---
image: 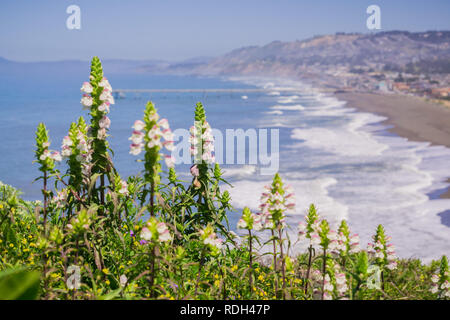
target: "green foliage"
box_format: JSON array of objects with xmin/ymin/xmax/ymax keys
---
[
  {"xmin": 0, "ymin": 267, "xmax": 41, "ymax": 300},
  {"xmin": 1, "ymin": 56, "xmax": 447, "ymax": 301}
]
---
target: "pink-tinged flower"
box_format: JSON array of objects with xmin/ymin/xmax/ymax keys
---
[
  {"xmin": 99, "ymin": 116, "xmax": 111, "ymax": 129},
  {"xmin": 147, "ymin": 139, "xmax": 162, "ymax": 149},
  {"xmin": 62, "ymin": 136, "xmax": 73, "ymax": 147},
  {"xmin": 163, "ymin": 140, "xmax": 174, "ymax": 151},
  {"xmin": 97, "ymin": 128, "xmax": 107, "ymax": 140},
  {"xmin": 283, "ymin": 184, "xmax": 294, "ymax": 194},
  {"xmin": 328, "ymin": 230, "xmax": 337, "ymax": 241},
  {"xmin": 190, "ymin": 145, "xmax": 199, "ymax": 156},
  {"xmin": 99, "ymin": 77, "xmax": 112, "ymax": 90},
  {"xmin": 130, "ymin": 143, "xmax": 143, "ymax": 156},
  {"xmin": 107, "ymin": 94, "xmax": 115, "ymax": 105},
  {"xmin": 99, "ymin": 88, "xmax": 111, "ymax": 101},
  {"xmin": 252, "ymin": 214, "xmax": 264, "ymax": 231},
  {"xmin": 77, "ymin": 139, "xmax": 88, "ymax": 152},
  {"xmin": 148, "ymin": 126, "xmax": 161, "ymax": 139},
  {"xmin": 349, "ymin": 234, "xmax": 360, "ymax": 253},
  {"xmin": 298, "ymin": 222, "xmax": 306, "ymax": 236},
  {"xmin": 272, "ymin": 192, "xmax": 283, "ymax": 202},
  {"xmin": 98, "ymin": 101, "xmax": 110, "ymax": 113},
  {"xmin": 119, "ymin": 274, "xmax": 128, "ymax": 287},
  {"xmin": 80, "ymin": 82, "xmax": 93, "ymax": 94},
  {"xmin": 162, "ymin": 129, "xmax": 174, "ymax": 142},
  {"xmin": 203, "ymin": 140, "xmax": 214, "ymax": 152},
  {"xmin": 39, "ymin": 149, "xmax": 50, "ymax": 161},
  {"xmin": 118, "ymin": 180, "xmax": 129, "ymax": 196},
  {"xmin": 157, "ymin": 223, "xmax": 172, "ymax": 242},
  {"xmin": 158, "ymin": 118, "xmax": 169, "ymax": 129},
  {"xmin": 431, "ymin": 274, "xmax": 439, "ymax": 283},
  {"xmin": 201, "ymin": 151, "xmax": 215, "ymax": 164},
  {"xmin": 237, "ymin": 219, "xmax": 247, "ymax": 229},
  {"xmin": 61, "ymin": 145, "xmax": 72, "ymax": 158},
  {"xmin": 374, "ymin": 250, "xmax": 384, "ymax": 259},
  {"xmin": 132, "ymin": 120, "xmax": 145, "ymax": 131},
  {"xmin": 386, "ymin": 244, "xmax": 395, "ymax": 253},
  {"xmin": 129, "ymin": 130, "xmax": 144, "ymax": 144},
  {"xmin": 148, "ymin": 112, "xmax": 159, "ymax": 122},
  {"xmin": 52, "ymin": 189, "xmax": 68, "ymax": 208},
  {"xmin": 190, "ymin": 164, "xmax": 199, "ymax": 177},
  {"xmin": 43, "ymin": 142, "xmax": 50, "ymax": 148},
  {"xmin": 323, "ymin": 292, "xmax": 332, "ymax": 300},
  {"xmin": 164, "ymin": 155, "xmax": 175, "ymax": 168},
  {"xmin": 386, "ymin": 261, "xmax": 397, "ymax": 270},
  {"xmin": 285, "ymin": 201, "xmax": 295, "ymax": 211},
  {"xmin": 158, "ymin": 230, "xmax": 171, "ymax": 242},
  {"xmin": 214, "ymin": 238, "xmax": 224, "ymax": 249},
  {"xmin": 310, "ymin": 233, "xmax": 321, "ymax": 246},
  {"xmin": 81, "ymin": 94, "xmax": 93, "ymax": 108},
  {"xmin": 50, "ymin": 151, "xmax": 62, "ymax": 162},
  {"xmin": 141, "ymin": 227, "xmax": 152, "ymax": 241}
]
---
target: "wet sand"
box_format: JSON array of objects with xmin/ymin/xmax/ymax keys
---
[{"xmin": 336, "ymin": 92, "xmax": 450, "ymax": 201}]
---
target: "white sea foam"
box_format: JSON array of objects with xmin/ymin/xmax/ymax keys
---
[
  {"xmin": 270, "ymin": 104, "xmax": 305, "ymax": 111},
  {"xmin": 264, "ymin": 110, "xmax": 283, "ymax": 115},
  {"xmin": 277, "ymin": 96, "xmax": 301, "ymax": 104},
  {"xmin": 224, "ymin": 76, "xmax": 450, "ymax": 261},
  {"xmin": 222, "ymin": 165, "xmax": 256, "ymax": 178},
  {"xmin": 223, "ymin": 177, "xmax": 348, "ymax": 224}
]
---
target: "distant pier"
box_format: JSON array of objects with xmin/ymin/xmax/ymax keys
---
[{"xmin": 113, "ymin": 88, "xmax": 300, "ymax": 93}]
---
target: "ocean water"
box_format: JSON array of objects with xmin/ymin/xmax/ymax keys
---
[{"xmin": 1, "ymin": 70, "xmax": 450, "ymax": 261}]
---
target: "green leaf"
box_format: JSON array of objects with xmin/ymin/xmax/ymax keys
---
[
  {"xmin": 0, "ymin": 268, "xmax": 41, "ymax": 300},
  {"xmin": 97, "ymin": 288, "xmax": 122, "ymax": 300}
]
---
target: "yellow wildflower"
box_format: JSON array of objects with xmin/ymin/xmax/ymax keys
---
[{"xmin": 102, "ymin": 268, "xmax": 109, "ymax": 275}]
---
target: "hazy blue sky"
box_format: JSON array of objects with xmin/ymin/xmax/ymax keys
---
[{"xmin": 1, "ymin": 0, "xmax": 449, "ymax": 62}]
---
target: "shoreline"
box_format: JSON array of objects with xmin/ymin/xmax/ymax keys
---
[{"xmin": 335, "ymin": 91, "xmax": 450, "ymax": 201}]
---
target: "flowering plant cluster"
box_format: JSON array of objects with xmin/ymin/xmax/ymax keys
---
[
  {"xmin": 430, "ymin": 256, "xmax": 450, "ymax": 298},
  {"xmin": 0, "ymin": 57, "xmax": 448, "ymax": 301}
]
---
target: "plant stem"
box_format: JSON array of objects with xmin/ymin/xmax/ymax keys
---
[
  {"xmin": 149, "ymin": 244, "xmax": 156, "ymax": 297},
  {"xmin": 304, "ymin": 245, "xmax": 313, "ymax": 295},
  {"xmin": 43, "ymin": 170, "xmax": 48, "ymax": 234},
  {"xmin": 248, "ymin": 229, "xmax": 253, "ymax": 292},
  {"xmin": 194, "ymin": 247, "xmax": 206, "ymax": 297},
  {"xmin": 100, "ymin": 175, "xmax": 105, "ymax": 205},
  {"xmin": 278, "ymin": 228, "xmax": 286, "ymax": 299},
  {"xmin": 150, "ymin": 182, "xmax": 155, "ymax": 217},
  {"xmin": 271, "ymin": 229, "xmax": 278, "ymax": 297},
  {"xmin": 321, "ymin": 247, "xmax": 327, "ymax": 300}
]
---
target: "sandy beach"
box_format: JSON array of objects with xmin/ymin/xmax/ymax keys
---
[{"xmin": 336, "ymin": 92, "xmax": 450, "ymax": 200}]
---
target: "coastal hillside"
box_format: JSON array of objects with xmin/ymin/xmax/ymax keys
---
[{"xmin": 182, "ymin": 31, "xmax": 450, "ymax": 77}]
